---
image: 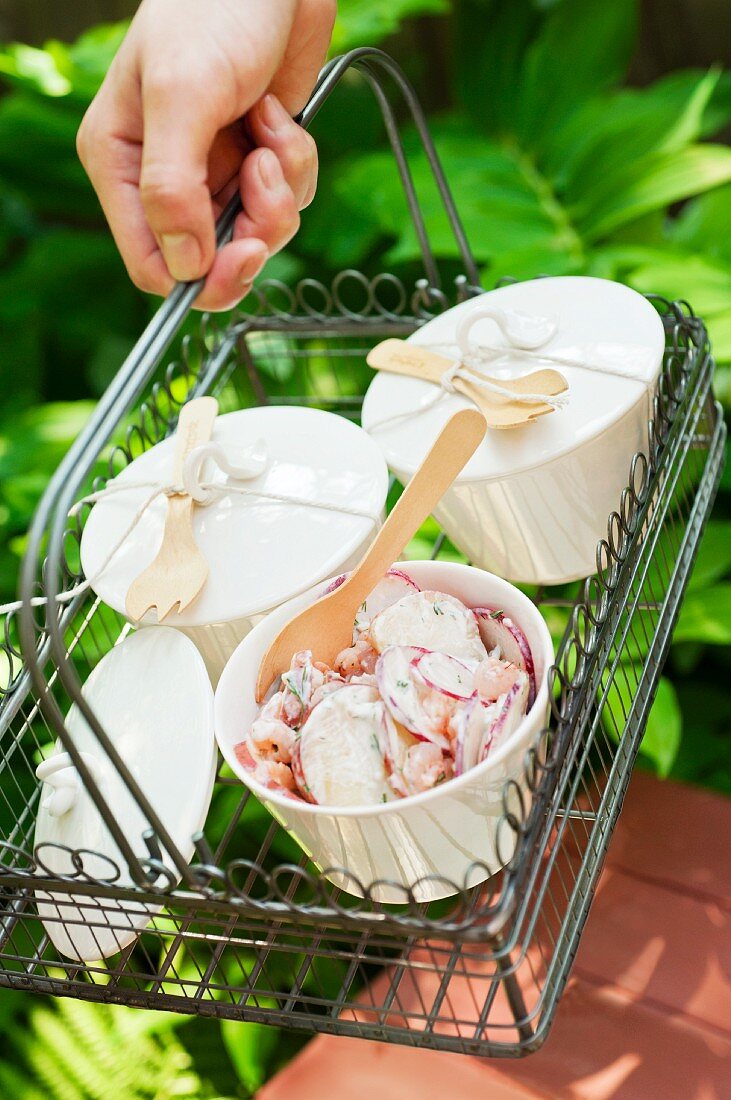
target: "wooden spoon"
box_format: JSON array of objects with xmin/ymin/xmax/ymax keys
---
[
  {"xmin": 255, "ymin": 407, "xmax": 487, "ymax": 701},
  {"xmin": 367, "ymin": 338, "xmax": 568, "ymax": 428}
]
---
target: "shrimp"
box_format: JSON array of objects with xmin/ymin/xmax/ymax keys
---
[
  {"xmin": 475, "ymin": 656, "xmax": 521, "ymax": 703},
  {"xmin": 402, "ymin": 743, "xmax": 453, "ymax": 795},
  {"xmin": 335, "ymin": 638, "xmax": 378, "ymax": 678},
  {"xmin": 249, "ymin": 716, "xmax": 296, "ymax": 764},
  {"xmin": 234, "ymin": 738, "xmax": 297, "ymax": 791},
  {"xmin": 421, "ymin": 688, "xmax": 458, "ymax": 741},
  {"xmin": 280, "ymin": 650, "xmax": 325, "ymax": 727}
]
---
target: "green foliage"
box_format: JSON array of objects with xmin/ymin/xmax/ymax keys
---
[
  {"xmin": 0, "ymin": 0, "xmax": 730, "ymax": 1094},
  {"xmin": 0, "ymin": 993, "xmax": 238, "ymax": 1099}
]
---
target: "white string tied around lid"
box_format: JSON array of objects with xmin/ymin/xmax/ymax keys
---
[
  {"xmin": 366, "ymin": 306, "xmax": 570, "ymax": 434},
  {"xmin": 0, "ymin": 440, "xmax": 382, "ymax": 617},
  {"xmin": 366, "ymin": 304, "xmax": 657, "ymax": 435}
]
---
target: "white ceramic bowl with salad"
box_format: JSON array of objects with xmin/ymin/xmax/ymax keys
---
[{"xmin": 214, "ymin": 560, "xmax": 553, "ymax": 902}]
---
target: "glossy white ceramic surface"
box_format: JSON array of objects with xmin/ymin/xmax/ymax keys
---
[
  {"xmin": 34, "ymin": 628, "xmax": 216, "ymax": 961},
  {"xmin": 81, "ymin": 406, "xmax": 389, "ymax": 680},
  {"xmin": 362, "ymin": 277, "xmax": 665, "ymax": 584},
  {"xmin": 214, "ymin": 561, "xmax": 554, "ymax": 903}
]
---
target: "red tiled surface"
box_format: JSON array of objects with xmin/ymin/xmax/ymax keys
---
[{"xmin": 260, "ymin": 773, "xmax": 731, "ymax": 1100}]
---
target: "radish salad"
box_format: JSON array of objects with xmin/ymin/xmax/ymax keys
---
[{"xmin": 235, "ymin": 569, "xmax": 536, "ymax": 807}]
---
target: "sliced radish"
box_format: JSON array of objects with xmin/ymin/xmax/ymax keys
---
[
  {"xmin": 322, "ymin": 573, "xmax": 347, "ymax": 595},
  {"xmin": 290, "ymin": 738, "xmax": 317, "ymax": 803},
  {"xmin": 353, "ymin": 568, "xmax": 420, "ymax": 638},
  {"xmin": 297, "ymin": 685, "xmax": 391, "ymax": 807},
  {"xmin": 381, "ymin": 709, "xmax": 418, "ymax": 796},
  {"xmin": 489, "ymin": 674, "xmax": 530, "ymax": 753},
  {"xmin": 454, "ymin": 697, "xmax": 499, "ymax": 776},
  {"xmin": 367, "ymin": 590, "xmax": 486, "ymax": 663},
  {"xmin": 375, "ymin": 646, "xmax": 450, "ymax": 750},
  {"xmin": 474, "ymin": 607, "xmax": 536, "ymax": 706},
  {"xmin": 413, "ymin": 650, "xmax": 476, "ymax": 701}
]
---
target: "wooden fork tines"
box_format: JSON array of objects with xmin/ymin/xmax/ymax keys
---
[{"xmin": 125, "ymin": 397, "xmax": 218, "ymax": 622}]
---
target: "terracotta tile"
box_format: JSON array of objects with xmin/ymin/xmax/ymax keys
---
[
  {"xmin": 576, "ymin": 868, "xmax": 730, "ymax": 1033},
  {"xmin": 606, "ymin": 772, "xmax": 731, "ymax": 903},
  {"xmin": 503, "ymin": 978, "xmax": 731, "ymax": 1100},
  {"xmin": 261, "ymin": 775, "xmax": 731, "ymax": 1099},
  {"xmin": 259, "ymin": 1034, "xmax": 541, "ymax": 1100}
]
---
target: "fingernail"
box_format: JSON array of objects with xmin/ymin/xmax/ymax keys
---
[
  {"xmin": 260, "ymin": 93, "xmax": 290, "ymax": 132},
  {"xmin": 240, "ymin": 246, "xmax": 268, "ymax": 286},
  {"xmin": 258, "ymin": 148, "xmax": 285, "ymax": 191},
  {"xmin": 160, "ymin": 233, "xmax": 200, "ymax": 281}
]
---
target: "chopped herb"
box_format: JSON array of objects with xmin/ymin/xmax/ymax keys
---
[
  {"xmin": 303, "ymin": 784, "xmax": 311, "ymax": 793},
  {"xmin": 490, "ymin": 609, "xmax": 505, "ymax": 620},
  {"xmin": 396, "ymin": 679, "xmax": 408, "ymax": 689},
  {"xmin": 435, "ymin": 771, "xmax": 447, "ymax": 785},
  {"xmin": 433, "ymin": 603, "xmax": 444, "ymax": 615},
  {"xmin": 382, "ymin": 793, "xmax": 388, "ymax": 803},
  {"xmin": 370, "ymin": 732, "xmax": 380, "ymax": 753}
]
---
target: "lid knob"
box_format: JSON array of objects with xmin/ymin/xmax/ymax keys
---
[{"xmin": 36, "ymin": 752, "xmax": 100, "ymax": 818}]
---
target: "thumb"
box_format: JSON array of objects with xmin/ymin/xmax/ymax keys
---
[{"xmin": 139, "ymin": 75, "xmax": 221, "ymax": 281}]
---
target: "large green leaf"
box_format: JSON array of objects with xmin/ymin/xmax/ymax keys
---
[
  {"xmin": 221, "ymin": 1014, "xmax": 281, "ymax": 1096},
  {"xmin": 331, "ymin": 0, "xmax": 448, "ymax": 53},
  {"xmin": 514, "ymin": 0, "xmax": 637, "ymax": 152},
  {"xmin": 453, "ymin": 0, "xmax": 540, "ymax": 133},
  {"xmin": 626, "ymin": 254, "xmax": 731, "ymax": 316},
  {"xmin": 552, "ymin": 69, "xmax": 724, "ymax": 201},
  {"xmin": 640, "ymin": 677, "xmax": 683, "ymax": 778},
  {"xmin": 329, "ymin": 121, "xmax": 583, "ymax": 267},
  {"xmin": 671, "ymin": 183, "xmax": 731, "ymax": 264},
  {"xmin": 674, "ymin": 585, "xmax": 731, "ymax": 646},
  {"xmin": 0, "ymin": 22, "xmax": 127, "ymax": 102},
  {"xmin": 575, "ymin": 143, "xmax": 731, "ymax": 241}
]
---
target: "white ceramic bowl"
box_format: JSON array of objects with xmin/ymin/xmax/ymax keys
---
[
  {"xmin": 81, "ymin": 406, "xmax": 389, "ymax": 683},
  {"xmin": 362, "ymin": 277, "xmax": 665, "ymax": 584},
  {"xmin": 214, "ymin": 560, "xmax": 554, "ymax": 903}
]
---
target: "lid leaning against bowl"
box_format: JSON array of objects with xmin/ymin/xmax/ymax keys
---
[
  {"xmin": 34, "ymin": 627, "xmax": 216, "ymax": 961},
  {"xmin": 361, "ymin": 276, "xmax": 666, "ymax": 481},
  {"xmin": 81, "ymin": 406, "xmax": 389, "ymax": 625}
]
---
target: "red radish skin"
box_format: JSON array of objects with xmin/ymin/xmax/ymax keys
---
[
  {"xmin": 376, "ymin": 646, "xmax": 450, "ymax": 750},
  {"xmin": 290, "ymin": 739, "xmax": 317, "ymax": 804},
  {"xmin": 454, "ymin": 697, "xmax": 499, "ymax": 776},
  {"xmin": 412, "ymin": 650, "xmax": 476, "ymax": 701},
  {"xmin": 486, "ymin": 675, "xmax": 530, "ymax": 757},
  {"xmin": 474, "ymin": 607, "xmax": 536, "ymax": 707}
]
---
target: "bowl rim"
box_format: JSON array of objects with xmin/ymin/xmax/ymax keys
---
[{"xmin": 214, "ymin": 560, "xmax": 554, "ymax": 818}]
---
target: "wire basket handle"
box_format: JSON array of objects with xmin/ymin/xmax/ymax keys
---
[{"xmin": 18, "ymin": 49, "xmax": 477, "ymax": 888}]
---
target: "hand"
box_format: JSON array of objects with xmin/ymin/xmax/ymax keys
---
[{"xmin": 77, "ymin": 0, "xmax": 335, "ymax": 310}]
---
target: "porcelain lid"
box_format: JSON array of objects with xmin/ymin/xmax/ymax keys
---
[
  {"xmin": 361, "ymin": 276, "xmax": 665, "ymax": 481},
  {"xmin": 81, "ymin": 405, "xmax": 389, "ymax": 625},
  {"xmin": 34, "ymin": 627, "xmax": 216, "ymax": 960}
]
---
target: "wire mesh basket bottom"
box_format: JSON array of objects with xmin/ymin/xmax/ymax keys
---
[{"xmin": 0, "ymin": 274, "xmax": 725, "ymax": 1057}]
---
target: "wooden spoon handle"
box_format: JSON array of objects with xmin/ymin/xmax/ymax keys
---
[
  {"xmin": 342, "ymin": 407, "xmax": 486, "ymax": 610},
  {"xmin": 172, "ymin": 397, "xmax": 219, "ymax": 486}
]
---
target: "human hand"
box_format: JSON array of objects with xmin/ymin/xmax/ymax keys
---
[{"xmin": 77, "ymin": 0, "xmax": 335, "ymax": 309}]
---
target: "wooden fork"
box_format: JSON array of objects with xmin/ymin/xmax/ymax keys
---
[
  {"xmin": 255, "ymin": 407, "xmax": 487, "ymax": 701},
  {"xmin": 125, "ymin": 397, "xmax": 218, "ymax": 622}
]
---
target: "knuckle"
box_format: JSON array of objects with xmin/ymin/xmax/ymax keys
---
[
  {"xmin": 142, "ymin": 65, "xmax": 182, "ymax": 102},
  {"xmin": 139, "ymin": 166, "xmax": 187, "ymax": 215}
]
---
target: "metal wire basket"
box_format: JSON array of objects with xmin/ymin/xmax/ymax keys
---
[{"xmin": 0, "ymin": 49, "xmax": 726, "ymax": 1057}]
